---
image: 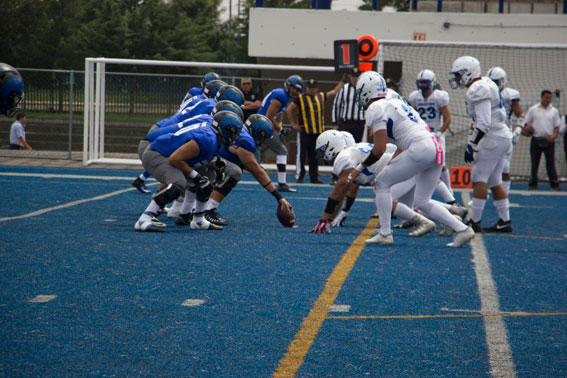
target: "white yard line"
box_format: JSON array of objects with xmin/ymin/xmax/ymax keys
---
[{"xmin": 462, "ymin": 191, "xmax": 516, "ymax": 378}]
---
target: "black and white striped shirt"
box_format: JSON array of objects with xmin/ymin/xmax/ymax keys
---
[{"xmin": 332, "ymin": 83, "xmax": 365, "ymax": 123}]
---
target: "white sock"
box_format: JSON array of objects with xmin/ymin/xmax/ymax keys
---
[
  {"xmin": 194, "ymin": 200, "xmax": 208, "ymax": 214},
  {"xmin": 181, "ymin": 191, "xmax": 196, "ymax": 214},
  {"xmin": 393, "ymin": 202, "xmax": 418, "ymax": 221},
  {"xmin": 441, "ymin": 169, "xmax": 453, "ymax": 194},
  {"xmin": 144, "ymin": 200, "xmax": 161, "ymax": 216},
  {"xmin": 277, "ymin": 155, "xmax": 287, "ymax": 184},
  {"xmin": 205, "ymin": 199, "xmax": 220, "ymax": 211},
  {"xmin": 502, "ymin": 180, "xmax": 511, "ymax": 195},
  {"xmin": 471, "ymin": 197, "xmax": 486, "ymax": 223},
  {"xmin": 376, "ymin": 187, "xmax": 393, "ymax": 235},
  {"xmin": 493, "ymin": 198, "xmax": 510, "ymax": 222},
  {"xmin": 419, "ymin": 199, "xmax": 467, "ymax": 232},
  {"xmin": 435, "ymin": 181, "xmax": 455, "ymax": 203}
]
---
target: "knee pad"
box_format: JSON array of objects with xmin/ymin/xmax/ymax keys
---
[
  {"xmin": 152, "ymin": 183, "xmax": 183, "ymax": 208},
  {"xmin": 216, "ymin": 177, "xmax": 239, "ymax": 196},
  {"xmin": 196, "ymin": 182, "xmax": 213, "ymax": 203}
]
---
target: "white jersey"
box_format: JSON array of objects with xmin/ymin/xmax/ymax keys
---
[
  {"xmin": 500, "ymin": 87, "xmax": 521, "ymax": 128},
  {"xmin": 333, "ymin": 143, "xmax": 397, "ymax": 186},
  {"xmin": 465, "ymin": 77, "xmax": 511, "ymax": 139},
  {"xmin": 365, "ymin": 97, "xmax": 432, "ymax": 150},
  {"xmin": 407, "ymin": 89, "xmax": 450, "ymax": 132}
]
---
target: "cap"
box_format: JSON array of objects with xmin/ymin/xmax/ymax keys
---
[
  {"xmin": 307, "ymin": 79, "xmax": 318, "ymax": 87},
  {"xmin": 350, "ymin": 67, "xmax": 361, "ymax": 77}
]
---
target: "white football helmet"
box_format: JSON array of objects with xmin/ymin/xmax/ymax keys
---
[
  {"xmin": 416, "ymin": 69, "xmax": 437, "ymax": 92},
  {"xmin": 355, "ymin": 71, "xmax": 387, "ymax": 108},
  {"xmin": 316, "ymin": 130, "xmax": 346, "ymax": 163},
  {"xmin": 487, "ymin": 66, "xmax": 507, "ymax": 90},
  {"xmin": 448, "ymin": 56, "xmax": 481, "ymax": 89},
  {"xmin": 340, "ymin": 131, "xmax": 356, "ymax": 147}
]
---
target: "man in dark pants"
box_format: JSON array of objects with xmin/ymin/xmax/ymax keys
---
[
  {"xmin": 286, "ymin": 78, "xmax": 344, "ymax": 184},
  {"xmin": 332, "ymin": 68, "xmax": 366, "ymax": 143},
  {"xmin": 524, "ymin": 90, "xmax": 561, "ymax": 191}
]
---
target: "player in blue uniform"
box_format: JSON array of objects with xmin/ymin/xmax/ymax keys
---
[
  {"xmin": 257, "ymin": 75, "xmax": 304, "ymax": 193},
  {"xmin": 177, "ymin": 114, "xmax": 292, "ymax": 226},
  {"xmin": 0, "ymin": 63, "xmax": 24, "ymax": 118},
  {"xmin": 179, "ymin": 72, "xmax": 221, "ymax": 107},
  {"xmin": 134, "ymin": 110, "xmax": 243, "ymax": 232}
]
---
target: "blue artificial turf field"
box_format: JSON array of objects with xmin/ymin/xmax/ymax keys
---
[{"xmin": 0, "ymin": 165, "xmax": 566, "ymax": 377}]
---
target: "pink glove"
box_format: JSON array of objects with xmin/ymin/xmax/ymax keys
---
[{"xmin": 309, "ymin": 219, "xmax": 332, "ymax": 233}]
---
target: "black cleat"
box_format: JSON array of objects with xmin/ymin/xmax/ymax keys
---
[
  {"xmin": 483, "ymin": 219, "xmax": 512, "ymax": 233},
  {"xmin": 278, "ymin": 183, "xmax": 297, "ymax": 193},
  {"xmin": 205, "ymin": 209, "xmax": 228, "ymax": 226},
  {"xmin": 175, "ymin": 213, "xmax": 193, "ymax": 226},
  {"xmin": 468, "ymin": 219, "xmax": 482, "ymax": 233},
  {"xmin": 132, "ymin": 177, "xmax": 151, "ymax": 193}
]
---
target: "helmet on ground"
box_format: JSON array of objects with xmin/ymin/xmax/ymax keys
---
[
  {"xmin": 340, "ymin": 131, "xmax": 356, "ymax": 147},
  {"xmin": 245, "ymin": 114, "xmax": 273, "ymax": 145},
  {"xmin": 355, "ymin": 71, "xmax": 387, "ymax": 108},
  {"xmin": 201, "ymin": 72, "xmax": 221, "ymax": 89},
  {"xmin": 487, "ymin": 66, "xmax": 507, "ymax": 90},
  {"xmin": 211, "ymin": 110, "xmax": 243, "ymax": 147},
  {"xmin": 215, "ymin": 85, "xmax": 245, "ymax": 107},
  {"xmin": 449, "ymin": 56, "xmax": 481, "ymax": 89},
  {"xmin": 212, "ymin": 100, "xmax": 244, "ymax": 121},
  {"xmin": 284, "ymin": 75, "xmax": 304, "ymax": 94},
  {"xmin": 203, "ymin": 80, "xmax": 226, "ymax": 99},
  {"xmin": 416, "ymin": 69, "xmax": 437, "ymax": 92},
  {"xmin": 0, "ymin": 63, "xmax": 24, "ymax": 118},
  {"xmin": 316, "ymin": 130, "xmax": 346, "ymax": 164}
]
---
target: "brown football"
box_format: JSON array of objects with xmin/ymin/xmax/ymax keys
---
[
  {"xmin": 277, "ymin": 204, "xmax": 295, "ymax": 228},
  {"xmin": 522, "ymin": 125, "xmax": 534, "ymax": 136}
]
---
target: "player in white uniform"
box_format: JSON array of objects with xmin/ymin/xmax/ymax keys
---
[
  {"xmin": 408, "ymin": 69, "xmax": 453, "ymax": 193},
  {"xmin": 349, "ymin": 71, "xmax": 473, "ymax": 247},
  {"xmin": 487, "ymin": 67, "xmax": 525, "ymax": 196},
  {"xmin": 449, "ymin": 56, "xmax": 513, "ymax": 233},
  {"xmin": 309, "ymin": 130, "xmax": 436, "ymax": 237}
]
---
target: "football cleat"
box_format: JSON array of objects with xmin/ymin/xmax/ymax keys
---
[
  {"xmin": 449, "ymin": 203, "xmax": 468, "ymax": 219},
  {"xmin": 439, "ymin": 215, "xmax": 462, "ymax": 237},
  {"xmin": 278, "ymin": 183, "xmax": 297, "ymax": 193},
  {"xmin": 175, "ymin": 213, "xmax": 193, "ymax": 226},
  {"xmin": 135, "ymin": 214, "xmax": 165, "ymax": 232},
  {"xmin": 483, "ymin": 219, "xmax": 512, "ymax": 233},
  {"xmin": 408, "ymin": 215, "xmax": 436, "ymax": 237},
  {"xmin": 468, "ymin": 219, "xmax": 482, "ymax": 233},
  {"xmin": 166, "ymin": 200, "xmax": 183, "ymax": 218},
  {"xmin": 393, "ymin": 219, "xmax": 413, "ymax": 229},
  {"xmin": 190, "ymin": 215, "xmax": 223, "ymax": 230},
  {"xmin": 132, "ymin": 177, "xmax": 151, "ymax": 194},
  {"xmin": 205, "ymin": 209, "xmax": 228, "ymax": 226},
  {"xmin": 447, "ymin": 226, "xmax": 475, "ymax": 248},
  {"xmin": 365, "ymin": 232, "xmax": 394, "ymax": 245}
]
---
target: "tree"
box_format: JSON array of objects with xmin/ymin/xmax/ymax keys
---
[{"xmin": 359, "ymin": 0, "xmax": 409, "ymax": 11}]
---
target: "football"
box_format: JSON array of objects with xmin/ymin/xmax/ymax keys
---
[
  {"xmin": 277, "ymin": 204, "xmax": 295, "ymax": 228},
  {"xmin": 522, "ymin": 125, "xmax": 534, "ymax": 136}
]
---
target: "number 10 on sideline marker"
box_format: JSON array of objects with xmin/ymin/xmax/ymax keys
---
[{"xmin": 450, "ymin": 166, "xmax": 472, "ymax": 188}]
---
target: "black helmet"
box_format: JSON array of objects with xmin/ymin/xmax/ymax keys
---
[
  {"xmin": 284, "ymin": 75, "xmax": 304, "ymax": 94},
  {"xmin": 215, "ymin": 85, "xmax": 245, "ymax": 107},
  {"xmin": 245, "ymin": 114, "xmax": 273, "ymax": 145},
  {"xmin": 203, "ymin": 80, "xmax": 226, "ymax": 99},
  {"xmin": 212, "ymin": 110, "xmax": 244, "ymax": 147},
  {"xmin": 212, "ymin": 100, "xmax": 244, "ymax": 121},
  {"xmin": 0, "ymin": 63, "xmax": 24, "ymax": 117},
  {"xmin": 201, "ymin": 72, "xmax": 221, "ymax": 89}
]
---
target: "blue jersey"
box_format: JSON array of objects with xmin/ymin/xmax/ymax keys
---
[
  {"xmin": 179, "ymin": 88, "xmax": 205, "ymax": 111},
  {"xmin": 218, "ymin": 128, "xmax": 256, "ymax": 167},
  {"xmin": 147, "ymin": 114, "xmax": 213, "ymax": 142},
  {"xmin": 150, "ymin": 121, "xmax": 219, "ymax": 169},
  {"xmin": 156, "ymin": 97, "xmax": 215, "ymax": 128},
  {"xmin": 258, "ymin": 88, "xmax": 290, "ymax": 118}
]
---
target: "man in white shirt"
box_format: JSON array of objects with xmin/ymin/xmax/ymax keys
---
[
  {"xmin": 524, "ymin": 90, "xmax": 561, "ymax": 191},
  {"xmin": 9, "ymin": 112, "xmax": 32, "ymax": 150}
]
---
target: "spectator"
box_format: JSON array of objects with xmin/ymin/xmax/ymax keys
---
[
  {"xmin": 9, "ymin": 112, "xmax": 32, "ymax": 150},
  {"xmin": 332, "ymin": 67, "xmax": 366, "ymax": 143},
  {"xmin": 286, "ymin": 77, "xmax": 344, "ymax": 184},
  {"xmin": 524, "ymin": 90, "xmax": 561, "ymax": 191},
  {"xmin": 240, "ymin": 77, "xmax": 262, "ymax": 120}
]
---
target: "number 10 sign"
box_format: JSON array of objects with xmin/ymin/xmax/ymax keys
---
[{"xmin": 333, "ymin": 40, "xmax": 359, "ymax": 73}]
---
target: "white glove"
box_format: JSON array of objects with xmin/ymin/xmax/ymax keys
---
[
  {"xmin": 512, "ymin": 127, "xmax": 522, "ymax": 145},
  {"xmin": 433, "ymin": 130, "xmax": 444, "ymax": 140},
  {"xmin": 332, "ymin": 210, "xmax": 349, "ymax": 227}
]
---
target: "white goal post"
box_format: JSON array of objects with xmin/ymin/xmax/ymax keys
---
[{"xmin": 83, "ymin": 57, "xmax": 335, "ymax": 166}]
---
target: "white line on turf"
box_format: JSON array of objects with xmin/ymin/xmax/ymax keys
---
[
  {"xmin": 28, "ymin": 295, "xmax": 57, "ymax": 303},
  {"xmin": 181, "ymin": 299, "xmax": 205, "ymax": 307},
  {"xmin": 462, "ymin": 191, "xmax": 516, "ymax": 378}
]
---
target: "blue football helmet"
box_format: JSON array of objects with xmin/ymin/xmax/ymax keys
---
[
  {"xmin": 215, "ymin": 85, "xmax": 245, "ymax": 107},
  {"xmin": 284, "ymin": 75, "xmax": 304, "ymax": 95},
  {"xmin": 212, "ymin": 100, "xmax": 244, "ymax": 121},
  {"xmin": 211, "ymin": 110, "xmax": 243, "ymax": 147},
  {"xmin": 201, "ymin": 72, "xmax": 221, "ymax": 89},
  {"xmin": 245, "ymin": 114, "xmax": 273, "ymax": 145},
  {"xmin": 0, "ymin": 63, "xmax": 24, "ymax": 117},
  {"xmin": 203, "ymin": 80, "xmax": 226, "ymax": 99}
]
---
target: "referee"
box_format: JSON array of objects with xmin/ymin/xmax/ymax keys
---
[{"xmin": 331, "ymin": 67, "xmax": 366, "ymax": 142}]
